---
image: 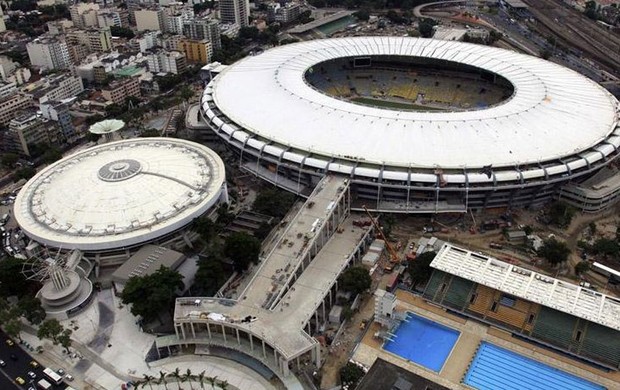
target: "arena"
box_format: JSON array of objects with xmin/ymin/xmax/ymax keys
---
[
  {"xmin": 201, "ymin": 37, "xmax": 620, "ymax": 213},
  {"xmin": 14, "ymin": 138, "xmax": 228, "ymax": 264}
]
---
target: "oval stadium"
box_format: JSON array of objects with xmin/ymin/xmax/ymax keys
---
[
  {"xmin": 200, "ymin": 37, "xmax": 620, "ymax": 213},
  {"xmin": 14, "ymin": 138, "xmax": 228, "ymax": 262}
]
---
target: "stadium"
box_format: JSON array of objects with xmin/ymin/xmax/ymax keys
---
[
  {"xmin": 14, "ymin": 138, "xmax": 228, "ymax": 265},
  {"xmin": 200, "ymin": 37, "xmax": 620, "ymax": 213}
]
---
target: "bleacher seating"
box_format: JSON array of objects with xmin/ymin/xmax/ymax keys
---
[
  {"xmin": 579, "ymin": 323, "xmax": 620, "ymax": 367},
  {"xmin": 441, "ymin": 277, "xmax": 475, "ymax": 310},
  {"xmin": 422, "ymin": 270, "xmax": 447, "ymax": 301},
  {"xmin": 467, "ymin": 285, "xmax": 495, "ymax": 316},
  {"xmin": 531, "ymin": 307, "xmax": 580, "ymax": 351}
]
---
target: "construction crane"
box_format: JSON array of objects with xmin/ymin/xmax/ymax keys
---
[{"xmin": 362, "ymin": 205, "xmax": 400, "ymax": 263}]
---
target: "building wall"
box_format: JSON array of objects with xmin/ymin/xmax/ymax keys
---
[
  {"xmin": 179, "ymin": 39, "xmax": 211, "ymax": 64},
  {"xmin": 219, "ymin": 0, "xmax": 250, "ymax": 27},
  {"xmin": 0, "ymin": 94, "xmax": 32, "ymax": 127},
  {"xmin": 27, "ymin": 39, "xmax": 72, "ymax": 71},
  {"xmin": 135, "ymin": 9, "xmax": 165, "ymax": 32}
]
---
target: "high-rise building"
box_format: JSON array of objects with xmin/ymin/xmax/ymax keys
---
[
  {"xmin": 26, "ymin": 74, "xmax": 84, "ymax": 104},
  {"xmin": 178, "ymin": 39, "xmax": 212, "ymax": 64},
  {"xmin": 219, "ymin": 0, "xmax": 250, "ymax": 28},
  {"xmin": 97, "ymin": 10, "xmax": 123, "ymax": 28},
  {"xmin": 101, "ymin": 77, "xmax": 141, "ymax": 104},
  {"xmin": 0, "ymin": 94, "xmax": 32, "ymax": 126},
  {"xmin": 135, "ymin": 9, "xmax": 165, "ymax": 32},
  {"xmin": 26, "ymin": 38, "xmax": 72, "ymax": 71},
  {"xmin": 0, "ymin": 81, "xmax": 17, "ymax": 100},
  {"xmin": 147, "ymin": 50, "xmax": 187, "ymax": 74},
  {"xmin": 40, "ymin": 101, "xmax": 76, "ymax": 141},
  {"xmin": 0, "ymin": 6, "xmax": 7, "ymax": 33},
  {"xmin": 135, "ymin": 31, "xmax": 160, "ymax": 53},
  {"xmin": 66, "ymin": 28, "xmax": 113, "ymax": 54},
  {"xmin": 182, "ymin": 18, "xmax": 221, "ymax": 51},
  {"xmin": 6, "ymin": 113, "xmax": 56, "ymax": 156},
  {"xmin": 70, "ymin": 3, "xmax": 101, "ymax": 28}
]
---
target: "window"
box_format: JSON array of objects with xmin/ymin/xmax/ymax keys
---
[
  {"xmin": 469, "ymin": 293, "xmax": 477, "ymax": 304},
  {"xmin": 575, "ymin": 330, "xmax": 582, "ymax": 342},
  {"xmin": 527, "ymin": 314, "xmax": 535, "ymax": 324},
  {"xmin": 439, "ymin": 283, "xmax": 447, "ymax": 293},
  {"xmin": 491, "ymin": 302, "xmax": 498, "ymax": 312}
]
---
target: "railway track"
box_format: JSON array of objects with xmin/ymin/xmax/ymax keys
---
[{"xmin": 523, "ymin": 0, "xmax": 620, "ymax": 75}]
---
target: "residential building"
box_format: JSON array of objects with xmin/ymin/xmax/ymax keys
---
[
  {"xmin": 136, "ymin": 31, "xmax": 161, "ymax": 52},
  {"xmin": 24, "ymin": 74, "xmax": 84, "ymax": 104},
  {"xmin": 6, "ymin": 113, "xmax": 55, "ymax": 156},
  {"xmin": 178, "ymin": 39, "xmax": 212, "ymax": 64},
  {"xmin": 0, "ymin": 57, "xmax": 17, "ymax": 81},
  {"xmin": 97, "ymin": 10, "xmax": 123, "ymax": 28},
  {"xmin": 102, "ymin": 76, "xmax": 141, "ymax": 104},
  {"xmin": 0, "ymin": 81, "xmax": 17, "ymax": 100},
  {"xmin": 0, "ymin": 94, "xmax": 32, "ymax": 126},
  {"xmin": 0, "ymin": 6, "xmax": 6, "ymax": 33},
  {"xmin": 135, "ymin": 8, "xmax": 165, "ymax": 32},
  {"xmin": 147, "ymin": 50, "xmax": 186, "ymax": 74},
  {"xmin": 47, "ymin": 20, "xmax": 73, "ymax": 35},
  {"xmin": 273, "ymin": 3, "xmax": 302, "ymax": 24},
  {"xmin": 40, "ymin": 100, "xmax": 76, "ymax": 141},
  {"xmin": 26, "ymin": 37, "xmax": 72, "ymax": 71},
  {"xmin": 160, "ymin": 34, "xmax": 184, "ymax": 51},
  {"xmin": 7, "ymin": 68, "xmax": 32, "ymax": 86},
  {"xmin": 219, "ymin": 0, "xmax": 250, "ymax": 28},
  {"xmin": 182, "ymin": 18, "xmax": 221, "ymax": 51},
  {"xmin": 70, "ymin": 3, "xmax": 101, "ymax": 28},
  {"xmin": 66, "ymin": 28, "xmax": 113, "ymax": 54}
]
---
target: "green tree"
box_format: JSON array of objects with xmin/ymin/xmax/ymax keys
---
[
  {"xmin": 588, "ymin": 222, "xmax": 597, "ymax": 236},
  {"xmin": 110, "ymin": 26, "xmax": 135, "ymax": 39},
  {"xmin": 339, "ymin": 266, "xmax": 371, "ymax": 295},
  {"xmin": 37, "ymin": 318, "xmax": 64, "ymax": 343},
  {"xmin": 252, "ymin": 188, "xmax": 295, "ymax": 219},
  {"xmin": 179, "ymin": 86, "xmax": 194, "ymax": 103},
  {"xmin": 339, "ymin": 362, "xmax": 365, "ymax": 388},
  {"xmin": 0, "ymin": 257, "xmax": 33, "ymax": 297},
  {"xmin": 183, "ymin": 368, "xmax": 194, "ymax": 390},
  {"xmin": 167, "ymin": 368, "xmax": 182, "ymax": 390},
  {"xmin": 140, "ymin": 128, "xmax": 161, "ymax": 137},
  {"xmin": 548, "ymin": 202, "xmax": 575, "ymax": 228},
  {"xmin": 195, "ymin": 370, "xmax": 206, "ymax": 390},
  {"xmin": 158, "ymin": 370, "xmax": 169, "ymax": 390},
  {"xmin": 120, "ymin": 266, "xmax": 184, "ymax": 323},
  {"xmin": 1, "ymin": 152, "xmax": 19, "ymax": 168},
  {"xmin": 418, "ymin": 18, "xmax": 437, "ymax": 38},
  {"xmin": 408, "ymin": 251, "xmax": 436, "ymax": 287},
  {"xmin": 538, "ymin": 238, "xmax": 571, "ymax": 265},
  {"xmin": 17, "ymin": 296, "xmax": 46, "ymax": 325},
  {"xmin": 591, "ymin": 238, "xmax": 620, "ymax": 258},
  {"xmin": 206, "ymin": 375, "xmax": 218, "ymax": 390},
  {"xmin": 575, "ymin": 261, "xmax": 591, "ymax": 275},
  {"xmin": 57, "ymin": 328, "xmax": 72, "ymax": 353},
  {"xmin": 354, "ymin": 9, "xmax": 370, "ymax": 22},
  {"xmin": 14, "ymin": 166, "xmax": 36, "ymax": 182},
  {"xmin": 42, "ymin": 146, "xmax": 62, "ymax": 164},
  {"xmin": 193, "ymin": 257, "xmax": 227, "ymax": 296},
  {"xmin": 193, "ymin": 217, "xmax": 217, "ymax": 242},
  {"xmin": 224, "ymin": 232, "xmax": 261, "ymax": 272}
]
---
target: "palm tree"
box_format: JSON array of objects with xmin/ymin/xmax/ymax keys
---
[
  {"xmin": 167, "ymin": 368, "xmax": 182, "ymax": 390},
  {"xmin": 140, "ymin": 374, "xmax": 155, "ymax": 390},
  {"xmin": 184, "ymin": 368, "xmax": 195, "ymax": 390},
  {"xmin": 206, "ymin": 376, "xmax": 217, "ymax": 390},
  {"xmin": 196, "ymin": 371, "xmax": 206, "ymax": 390},
  {"xmin": 141, "ymin": 374, "xmax": 155, "ymax": 390},
  {"xmin": 219, "ymin": 379, "xmax": 229, "ymax": 390},
  {"xmin": 158, "ymin": 370, "xmax": 169, "ymax": 390}
]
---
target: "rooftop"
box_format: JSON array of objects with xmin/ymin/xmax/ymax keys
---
[
  {"xmin": 431, "ymin": 244, "xmax": 620, "ymax": 331},
  {"xmin": 14, "ymin": 138, "xmax": 226, "ymax": 251},
  {"xmin": 112, "ymin": 245, "xmax": 185, "ymax": 283}
]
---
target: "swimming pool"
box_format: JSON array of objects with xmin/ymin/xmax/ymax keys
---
[
  {"xmin": 463, "ymin": 342, "xmax": 605, "ymax": 390},
  {"xmin": 383, "ymin": 312, "xmax": 460, "ymax": 372}
]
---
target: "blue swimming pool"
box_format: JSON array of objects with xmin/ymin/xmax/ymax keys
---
[
  {"xmin": 383, "ymin": 312, "xmax": 460, "ymax": 372},
  {"xmin": 463, "ymin": 342, "xmax": 605, "ymax": 390}
]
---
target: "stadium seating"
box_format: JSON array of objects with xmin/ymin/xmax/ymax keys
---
[
  {"xmin": 531, "ymin": 307, "xmax": 579, "ymax": 351},
  {"xmin": 441, "ymin": 277, "xmax": 475, "ymax": 310},
  {"xmin": 422, "ymin": 270, "xmax": 447, "ymax": 301},
  {"xmin": 579, "ymin": 323, "xmax": 620, "ymax": 367},
  {"xmin": 467, "ymin": 285, "xmax": 495, "ymax": 316}
]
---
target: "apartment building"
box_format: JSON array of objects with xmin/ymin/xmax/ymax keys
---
[
  {"xmin": 135, "ymin": 8, "xmax": 165, "ymax": 32},
  {"xmin": 102, "ymin": 76, "xmax": 141, "ymax": 104},
  {"xmin": 219, "ymin": 0, "xmax": 250, "ymax": 28},
  {"xmin": 182, "ymin": 18, "xmax": 221, "ymax": 51},
  {"xmin": 147, "ymin": 50, "xmax": 186, "ymax": 74},
  {"xmin": 26, "ymin": 37, "xmax": 72, "ymax": 71},
  {"xmin": 178, "ymin": 39, "xmax": 212, "ymax": 64},
  {"xmin": 0, "ymin": 94, "xmax": 32, "ymax": 126},
  {"xmin": 6, "ymin": 113, "xmax": 57, "ymax": 156}
]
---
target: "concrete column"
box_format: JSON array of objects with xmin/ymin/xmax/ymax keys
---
[
  {"xmin": 274, "ymin": 350, "xmax": 279, "ymax": 367},
  {"xmin": 282, "ymin": 359, "xmax": 289, "ymax": 376},
  {"xmin": 314, "ymin": 311, "xmax": 319, "ymax": 333},
  {"xmin": 306, "ymin": 323, "xmax": 311, "ymax": 334},
  {"xmin": 314, "ymin": 344, "xmax": 322, "ymax": 368},
  {"xmin": 249, "ymin": 333, "xmax": 254, "ymax": 351},
  {"xmin": 174, "ymin": 324, "xmax": 179, "ymax": 339},
  {"xmin": 221, "ymin": 324, "xmax": 227, "ymax": 342},
  {"xmin": 329, "ymin": 288, "xmax": 333, "ymax": 306},
  {"xmin": 180, "ymin": 323, "xmax": 186, "ymax": 340},
  {"xmin": 262, "ymin": 339, "xmax": 266, "ymax": 358},
  {"xmin": 322, "ymin": 300, "xmax": 326, "ymax": 321},
  {"xmin": 236, "ymin": 328, "xmax": 240, "ymax": 345},
  {"xmin": 296, "ymin": 356, "xmax": 301, "ymax": 370},
  {"xmin": 206, "ymin": 322, "xmax": 211, "ymax": 339},
  {"xmin": 190, "ymin": 322, "xmax": 196, "ymax": 339}
]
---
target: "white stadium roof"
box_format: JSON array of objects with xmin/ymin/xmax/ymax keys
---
[
  {"xmin": 14, "ymin": 138, "xmax": 226, "ymax": 251},
  {"xmin": 432, "ymin": 244, "xmax": 620, "ymax": 332},
  {"xmin": 210, "ymin": 37, "xmax": 619, "ymax": 170}
]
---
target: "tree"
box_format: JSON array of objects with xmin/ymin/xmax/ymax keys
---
[
  {"xmin": 158, "ymin": 370, "xmax": 169, "ymax": 390},
  {"xmin": 339, "ymin": 362, "xmax": 365, "ymax": 388},
  {"xmin": 408, "ymin": 251, "xmax": 436, "ymax": 287},
  {"xmin": 193, "ymin": 257, "xmax": 227, "ymax": 296},
  {"xmin": 168, "ymin": 368, "xmax": 182, "ymax": 390},
  {"xmin": 110, "ymin": 26, "xmax": 135, "ymax": 39},
  {"xmin": 141, "ymin": 374, "xmax": 155, "ymax": 390},
  {"xmin": 14, "ymin": 166, "xmax": 36, "ymax": 182},
  {"xmin": 57, "ymin": 328, "xmax": 72, "ymax": 353},
  {"xmin": 0, "ymin": 257, "xmax": 33, "ymax": 297},
  {"xmin": 17, "ymin": 296, "xmax": 46, "ymax": 325},
  {"xmin": 37, "ymin": 319, "xmax": 64, "ymax": 343},
  {"xmin": 354, "ymin": 9, "xmax": 370, "ymax": 22},
  {"xmin": 42, "ymin": 146, "xmax": 62, "ymax": 164},
  {"xmin": 193, "ymin": 217, "xmax": 217, "ymax": 242},
  {"xmin": 418, "ymin": 18, "xmax": 437, "ymax": 38},
  {"xmin": 183, "ymin": 368, "xmax": 194, "ymax": 390},
  {"xmin": 120, "ymin": 266, "xmax": 184, "ymax": 323},
  {"xmin": 548, "ymin": 202, "xmax": 575, "ymax": 228},
  {"xmin": 140, "ymin": 128, "xmax": 161, "ymax": 137},
  {"xmin": 224, "ymin": 232, "xmax": 261, "ymax": 272},
  {"xmin": 196, "ymin": 370, "xmax": 206, "ymax": 390},
  {"xmin": 1, "ymin": 152, "xmax": 19, "ymax": 168},
  {"xmin": 591, "ymin": 238, "xmax": 620, "ymax": 259},
  {"xmin": 4, "ymin": 317, "xmax": 22, "ymax": 340},
  {"xmin": 206, "ymin": 375, "xmax": 217, "ymax": 390},
  {"xmin": 538, "ymin": 238, "xmax": 570, "ymax": 265},
  {"xmin": 179, "ymin": 86, "xmax": 194, "ymax": 103},
  {"xmin": 252, "ymin": 188, "xmax": 295, "ymax": 219},
  {"xmin": 339, "ymin": 266, "xmax": 371, "ymax": 295},
  {"xmin": 575, "ymin": 261, "xmax": 591, "ymax": 276}
]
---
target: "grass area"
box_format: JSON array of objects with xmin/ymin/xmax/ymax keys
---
[{"xmin": 350, "ymin": 97, "xmax": 446, "ymax": 112}]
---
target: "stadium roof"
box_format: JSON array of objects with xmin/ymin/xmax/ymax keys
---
[
  {"xmin": 431, "ymin": 244, "xmax": 620, "ymax": 331},
  {"xmin": 14, "ymin": 138, "xmax": 226, "ymax": 251},
  {"xmin": 210, "ymin": 37, "xmax": 619, "ymax": 170}
]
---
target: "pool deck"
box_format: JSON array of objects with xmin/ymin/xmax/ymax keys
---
[{"xmin": 352, "ymin": 290, "xmax": 620, "ymax": 390}]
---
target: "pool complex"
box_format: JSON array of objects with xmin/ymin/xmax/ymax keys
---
[
  {"xmin": 463, "ymin": 342, "xmax": 606, "ymax": 390},
  {"xmin": 383, "ymin": 312, "xmax": 460, "ymax": 372}
]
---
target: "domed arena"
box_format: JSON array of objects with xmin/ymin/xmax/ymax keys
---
[{"xmin": 201, "ymin": 37, "xmax": 620, "ymax": 213}]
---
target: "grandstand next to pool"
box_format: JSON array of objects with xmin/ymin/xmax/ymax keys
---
[{"xmin": 423, "ymin": 244, "xmax": 620, "ymax": 370}]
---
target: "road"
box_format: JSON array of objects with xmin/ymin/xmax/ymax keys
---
[{"xmin": 0, "ymin": 330, "xmax": 67, "ymax": 389}]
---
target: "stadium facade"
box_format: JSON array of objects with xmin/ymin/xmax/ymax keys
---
[
  {"xmin": 200, "ymin": 37, "xmax": 620, "ymax": 213},
  {"xmin": 14, "ymin": 138, "xmax": 228, "ymax": 265}
]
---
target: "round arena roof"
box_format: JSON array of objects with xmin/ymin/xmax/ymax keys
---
[
  {"xmin": 88, "ymin": 119, "xmax": 125, "ymax": 135},
  {"xmin": 209, "ymin": 37, "xmax": 619, "ymax": 169},
  {"xmin": 14, "ymin": 138, "xmax": 226, "ymax": 251}
]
